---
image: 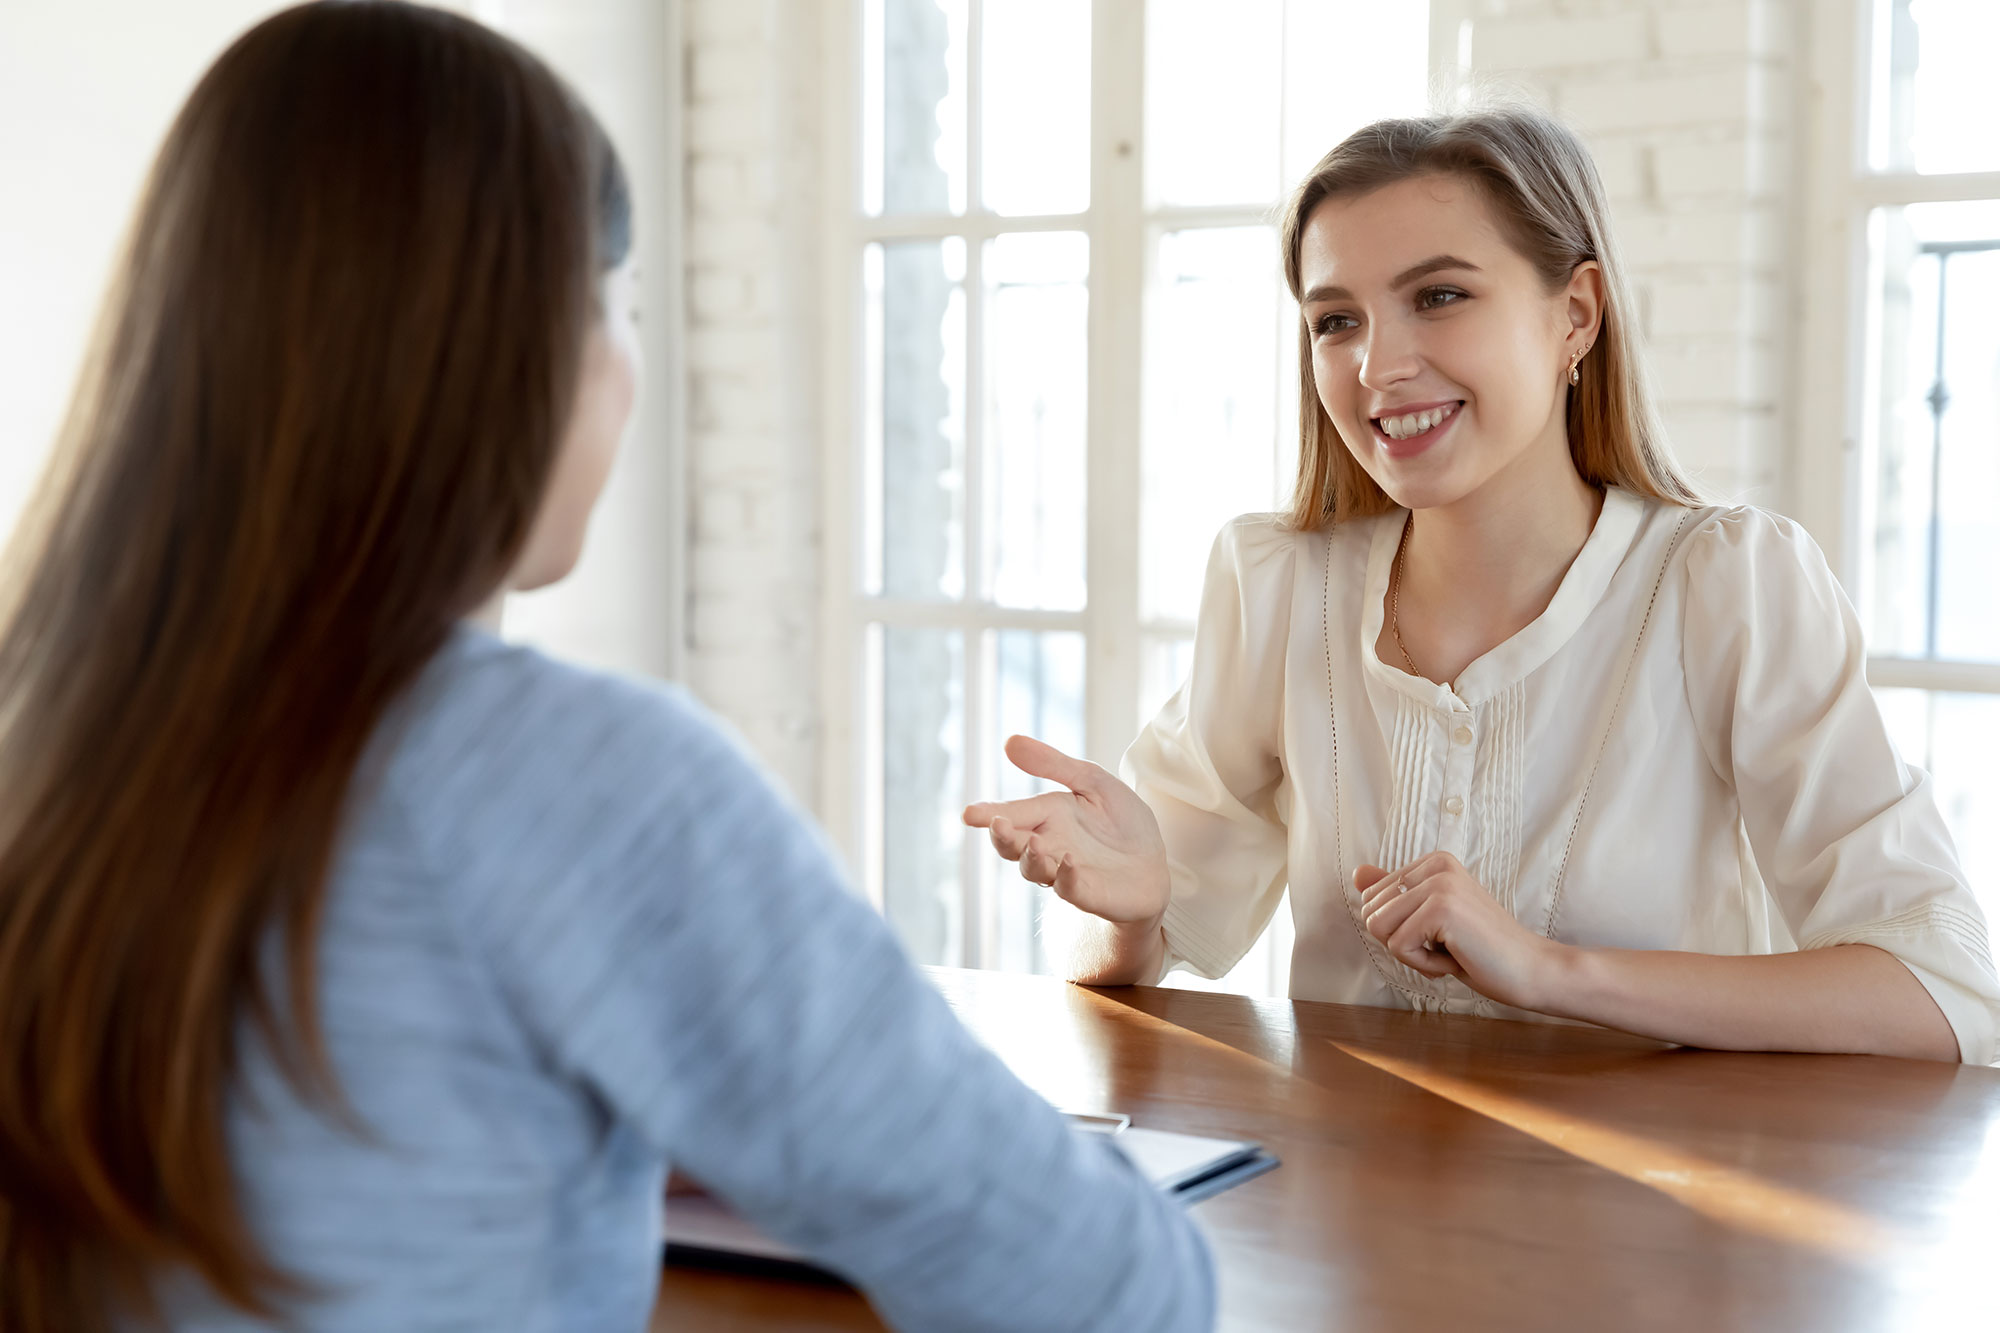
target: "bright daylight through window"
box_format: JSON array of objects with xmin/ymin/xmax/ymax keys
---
[
  {"xmin": 838, "ymin": 0, "xmax": 1428, "ymax": 991},
  {"xmin": 1859, "ymin": 0, "xmax": 2000, "ymax": 918}
]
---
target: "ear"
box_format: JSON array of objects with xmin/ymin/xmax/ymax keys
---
[{"xmin": 1563, "ymin": 260, "xmax": 1606, "ymax": 357}]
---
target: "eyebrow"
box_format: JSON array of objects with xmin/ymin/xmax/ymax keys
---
[{"xmin": 1301, "ymin": 254, "xmax": 1482, "ymax": 305}]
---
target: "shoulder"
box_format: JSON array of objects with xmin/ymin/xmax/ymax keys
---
[
  {"xmin": 1208, "ymin": 509, "xmax": 1389, "ymax": 581},
  {"xmin": 1671, "ymin": 504, "xmax": 1861, "ymax": 686},
  {"xmin": 1199, "ymin": 513, "xmax": 1321, "ymax": 636},
  {"xmin": 1674, "ymin": 503, "xmax": 1844, "ymax": 607},
  {"xmin": 1679, "ymin": 503, "xmax": 1830, "ymax": 571},
  {"xmin": 373, "ymin": 628, "xmax": 790, "ymax": 875},
  {"xmin": 1212, "ymin": 511, "xmax": 1302, "ymax": 569}
]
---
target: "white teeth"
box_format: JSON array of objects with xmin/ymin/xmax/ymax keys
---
[{"xmin": 1378, "ymin": 403, "xmax": 1456, "ymax": 441}]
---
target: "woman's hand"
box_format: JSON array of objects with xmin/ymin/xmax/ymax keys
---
[
  {"xmin": 1355, "ymin": 852, "xmax": 1568, "ymax": 1012},
  {"xmin": 963, "ymin": 735, "xmax": 1171, "ymax": 927}
]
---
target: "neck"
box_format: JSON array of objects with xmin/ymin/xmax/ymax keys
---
[
  {"xmin": 1401, "ymin": 442, "xmax": 1603, "ymax": 630},
  {"xmin": 468, "ymin": 591, "xmax": 506, "ymax": 633}
]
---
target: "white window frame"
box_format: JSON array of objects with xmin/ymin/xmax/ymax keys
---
[
  {"xmin": 817, "ymin": 0, "xmax": 1150, "ymax": 970},
  {"xmin": 816, "ymin": 1, "xmax": 1444, "ymax": 983},
  {"xmin": 1796, "ymin": 0, "xmax": 2000, "ymax": 703}
]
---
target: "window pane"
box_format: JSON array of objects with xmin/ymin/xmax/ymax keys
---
[
  {"xmin": 867, "ymin": 239, "xmax": 967, "ymax": 601},
  {"xmin": 1140, "ymin": 636, "xmax": 1194, "ymax": 731},
  {"xmin": 864, "ymin": 0, "xmax": 968, "ymax": 215},
  {"xmin": 1146, "ymin": 0, "xmax": 1281, "ymax": 208},
  {"xmin": 982, "ymin": 630, "xmax": 1086, "ymax": 974},
  {"xmin": 1863, "ymin": 203, "xmax": 2000, "ymax": 662},
  {"xmin": 876, "ymin": 625, "xmax": 966, "ymax": 965},
  {"xmin": 1869, "ymin": 0, "xmax": 2000, "ymax": 176},
  {"xmin": 981, "ymin": 0, "xmax": 1089, "ymax": 215},
  {"xmin": 1143, "ymin": 226, "xmax": 1287, "ymax": 622},
  {"xmin": 985, "ymin": 232, "xmax": 1088, "ymax": 610},
  {"xmin": 1279, "ymin": 0, "xmax": 1430, "ymax": 189},
  {"xmin": 1146, "ymin": 1, "xmax": 1428, "ymax": 210},
  {"xmin": 1876, "ymin": 688, "xmax": 2000, "ymax": 922}
]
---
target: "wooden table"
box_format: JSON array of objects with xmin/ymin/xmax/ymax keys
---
[{"xmin": 653, "ymin": 967, "xmax": 2000, "ymax": 1331}]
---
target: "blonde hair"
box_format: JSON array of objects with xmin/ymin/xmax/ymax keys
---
[{"xmin": 1278, "ymin": 105, "xmax": 1704, "ymax": 529}]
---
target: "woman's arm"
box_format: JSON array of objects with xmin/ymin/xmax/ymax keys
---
[
  {"xmin": 1067, "ymin": 913, "xmax": 1170, "ymax": 988},
  {"xmin": 1541, "ymin": 940, "xmax": 1960, "ymax": 1061},
  {"xmin": 1683, "ymin": 512, "xmax": 1999, "ymax": 1062},
  {"xmin": 1358, "ymin": 856, "xmax": 1963, "ymax": 1062},
  {"xmin": 449, "ymin": 661, "xmax": 1217, "ymax": 1333},
  {"xmin": 967, "ymin": 517, "xmax": 1299, "ymax": 989}
]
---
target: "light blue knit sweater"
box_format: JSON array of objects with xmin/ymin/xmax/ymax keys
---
[{"xmin": 157, "ymin": 627, "xmax": 1215, "ymax": 1331}]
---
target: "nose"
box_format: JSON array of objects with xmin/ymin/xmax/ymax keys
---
[{"xmin": 1356, "ymin": 317, "xmax": 1421, "ymax": 397}]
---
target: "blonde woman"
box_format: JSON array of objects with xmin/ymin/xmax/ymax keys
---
[{"xmin": 966, "ymin": 107, "xmax": 1999, "ymax": 1064}]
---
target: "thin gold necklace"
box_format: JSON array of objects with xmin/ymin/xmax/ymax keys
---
[{"xmin": 1389, "ymin": 519, "xmax": 1421, "ymax": 677}]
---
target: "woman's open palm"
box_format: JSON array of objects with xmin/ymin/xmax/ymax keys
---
[{"xmin": 962, "ymin": 735, "xmax": 1171, "ymax": 925}]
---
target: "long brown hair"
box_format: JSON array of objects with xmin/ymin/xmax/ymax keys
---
[
  {"xmin": 0, "ymin": 4, "xmax": 629, "ymax": 1327},
  {"xmin": 1278, "ymin": 105, "xmax": 1704, "ymax": 529}
]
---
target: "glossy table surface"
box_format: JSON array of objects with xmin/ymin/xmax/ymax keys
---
[{"xmin": 653, "ymin": 967, "xmax": 2000, "ymax": 1332}]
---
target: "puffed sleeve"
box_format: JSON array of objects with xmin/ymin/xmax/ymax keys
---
[
  {"xmin": 1121, "ymin": 513, "xmax": 1296, "ymax": 981},
  {"xmin": 1680, "ymin": 507, "xmax": 2000, "ymax": 1063}
]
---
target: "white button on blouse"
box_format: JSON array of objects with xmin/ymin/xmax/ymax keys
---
[{"xmin": 1121, "ymin": 487, "xmax": 2000, "ymax": 1062}]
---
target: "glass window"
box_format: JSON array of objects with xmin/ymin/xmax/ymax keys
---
[
  {"xmin": 981, "ymin": 629, "xmax": 1087, "ymax": 973},
  {"xmin": 981, "ymin": 0, "xmax": 1090, "ymax": 215},
  {"xmin": 1142, "ymin": 225, "xmax": 1290, "ymax": 622},
  {"xmin": 1861, "ymin": 202, "xmax": 2000, "ymax": 663},
  {"xmin": 1850, "ymin": 2, "xmax": 2000, "ymax": 923},
  {"xmin": 1145, "ymin": 0, "xmax": 1283, "ymax": 209},
  {"xmin": 873, "ymin": 625, "xmax": 967, "ymax": 965},
  {"xmin": 1140, "ymin": 636, "xmax": 1194, "ymax": 727},
  {"xmin": 985, "ymin": 232, "xmax": 1089, "ymax": 611},
  {"xmin": 1277, "ymin": 1, "xmax": 1432, "ymax": 187},
  {"xmin": 866, "ymin": 238, "xmax": 968, "ymax": 601},
  {"xmin": 1146, "ymin": 0, "xmax": 1429, "ymax": 209},
  {"xmin": 1876, "ymin": 690, "xmax": 2000, "ymax": 919},
  {"xmin": 1869, "ymin": 0, "xmax": 2000, "ymax": 176},
  {"xmin": 864, "ymin": 0, "xmax": 968, "ymax": 215},
  {"xmin": 846, "ymin": 1, "xmax": 1429, "ymax": 988}
]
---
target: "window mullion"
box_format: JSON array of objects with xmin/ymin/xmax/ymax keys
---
[
  {"xmin": 1084, "ymin": 0, "xmax": 1146, "ymax": 769},
  {"xmin": 1867, "ymin": 657, "xmax": 2000, "ymax": 695},
  {"xmin": 858, "ymin": 212, "xmax": 1092, "ymax": 241},
  {"xmin": 1791, "ymin": 0, "xmax": 1870, "ymax": 587},
  {"xmin": 820, "ymin": 0, "xmax": 867, "ymax": 882},
  {"xmin": 961, "ymin": 0, "xmax": 991, "ymax": 969},
  {"xmin": 858, "ymin": 598, "xmax": 1086, "ymax": 633},
  {"xmin": 1853, "ymin": 170, "xmax": 2000, "ymax": 210},
  {"xmin": 962, "ymin": 231, "xmax": 987, "ymax": 970}
]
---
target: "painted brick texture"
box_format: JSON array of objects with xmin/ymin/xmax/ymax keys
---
[{"xmin": 1454, "ymin": 0, "xmax": 1800, "ymax": 503}]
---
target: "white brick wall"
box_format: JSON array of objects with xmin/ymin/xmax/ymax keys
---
[
  {"xmin": 680, "ymin": 0, "xmax": 825, "ymax": 806},
  {"xmin": 1448, "ymin": 0, "xmax": 1802, "ymax": 506}
]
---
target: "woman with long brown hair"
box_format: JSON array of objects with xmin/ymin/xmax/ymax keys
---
[
  {"xmin": 0, "ymin": 5, "xmax": 1213, "ymax": 1330},
  {"xmin": 968, "ymin": 105, "xmax": 1999, "ymax": 1065}
]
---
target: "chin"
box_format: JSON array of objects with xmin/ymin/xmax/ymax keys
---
[
  {"xmin": 1369, "ymin": 468, "xmax": 1476, "ymax": 515},
  {"xmin": 511, "ymin": 547, "xmax": 583, "ymax": 593}
]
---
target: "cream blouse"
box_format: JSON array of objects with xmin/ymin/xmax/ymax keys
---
[{"xmin": 1124, "ymin": 487, "xmax": 2000, "ymax": 1064}]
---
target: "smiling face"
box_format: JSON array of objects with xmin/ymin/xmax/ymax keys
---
[{"xmin": 1297, "ymin": 172, "xmax": 1602, "ymax": 514}]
